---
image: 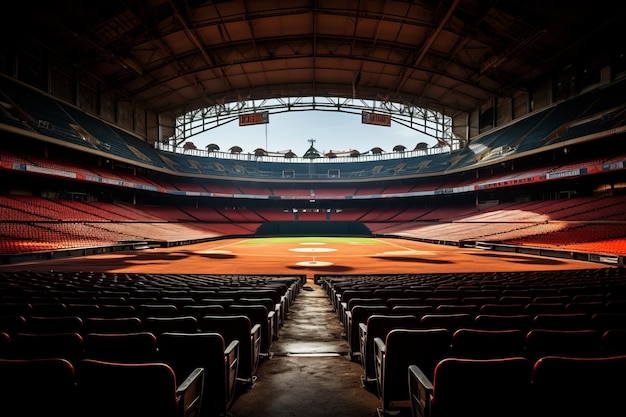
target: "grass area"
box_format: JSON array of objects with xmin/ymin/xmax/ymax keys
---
[{"xmin": 237, "ymin": 236, "xmax": 384, "ymax": 245}]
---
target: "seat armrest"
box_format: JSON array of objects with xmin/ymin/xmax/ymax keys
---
[
  {"xmin": 359, "ymin": 322, "xmax": 367, "ymax": 337},
  {"xmin": 225, "ymin": 340, "xmax": 239, "ymax": 358},
  {"xmin": 373, "ymin": 337, "xmax": 386, "ymax": 355},
  {"xmin": 250, "ymin": 323, "xmax": 262, "ymax": 338},
  {"xmin": 224, "ymin": 340, "xmax": 239, "ymax": 404},
  {"xmin": 359, "ymin": 323, "xmax": 368, "ymax": 356},
  {"xmin": 408, "ymin": 364, "xmax": 433, "ymax": 417},
  {"xmin": 177, "ymin": 367, "xmax": 205, "ymax": 417}
]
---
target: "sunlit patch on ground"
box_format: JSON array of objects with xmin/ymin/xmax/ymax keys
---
[{"xmin": 372, "ymin": 250, "xmax": 438, "ymax": 256}]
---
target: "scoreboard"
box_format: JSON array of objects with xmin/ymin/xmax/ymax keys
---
[{"xmin": 239, "ymin": 111, "xmax": 269, "ymax": 126}]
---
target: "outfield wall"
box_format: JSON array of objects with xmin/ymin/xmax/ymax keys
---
[{"xmin": 255, "ymin": 221, "xmax": 373, "ymax": 236}]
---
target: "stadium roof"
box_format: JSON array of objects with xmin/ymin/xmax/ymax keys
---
[{"xmin": 2, "ymin": 0, "xmax": 624, "ymax": 121}]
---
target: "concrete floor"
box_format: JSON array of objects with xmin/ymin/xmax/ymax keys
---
[{"xmin": 228, "ymin": 279, "xmax": 383, "ymax": 417}]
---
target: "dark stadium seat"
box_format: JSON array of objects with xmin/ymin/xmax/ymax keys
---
[
  {"xmin": 602, "ymin": 329, "xmax": 626, "ymax": 355},
  {"xmin": 0, "ymin": 332, "xmax": 11, "ymax": 357},
  {"xmin": 409, "ymin": 356, "xmax": 533, "ymax": 417},
  {"xmin": 473, "ymin": 313, "xmax": 533, "ymax": 331},
  {"xmin": 418, "ymin": 313, "xmax": 474, "ymax": 332},
  {"xmin": 531, "ymin": 354, "xmax": 626, "ymax": 417},
  {"xmin": 531, "ymin": 312, "xmax": 591, "ymax": 330},
  {"xmin": 226, "ymin": 304, "xmax": 273, "ymax": 357},
  {"xmin": 374, "ymin": 328, "xmax": 452, "ymax": 417},
  {"xmin": 10, "ymin": 332, "xmax": 84, "ymax": 363},
  {"xmin": 524, "ymin": 329, "xmax": 603, "ymax": 361},
  {"xmin": 83, "ymin": 316, "xmax": 144, "ymax": 333},
  {"xmin": 346, "ymin": 304, "xmax": 390, "ymax": 359},
  {"xmin": 199, "ymin": 315, "xmax": 261, "ymax": 386},
  {"xmin": 25, "ymin": 315, "xmax": 84, "ymax": 333},
  {"xmin": 0, "ymin": 357, "xmax": 77, "ymax": 417},
  {"xmin": 143, "ymin": 316, "xmax": 199, "ymax": 335},
  {"xmin": 75, "ymin": 359, "xmax": 204, "ymax": 417},
  {"xmin": 83, "ymin": 331, "xmax": 159, "ymax": 363},
  {"xmin": 358, "ymin": 314, "xmax": 420, "ymax": 387},
  {"xmin": 451, "ymin": 328, "xmax": 526, "ymax": 359},
  {"xmin": 157, "ymin": 332, "xmax": 239, "ymax": 417}
]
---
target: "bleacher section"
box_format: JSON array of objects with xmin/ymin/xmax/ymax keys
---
[{"xmin": 2, "ymin": 73, "xmax": 624, "ymax": 182}]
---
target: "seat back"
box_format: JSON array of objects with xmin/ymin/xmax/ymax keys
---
[
  {"xmin": 11, "ymin": 332, "xmax": 84, "ymax": 363},
  {"xmin": 419, "ymin": 313, "xmax": 473, "ymax": 332},
  {"xmin": 136, "ymin": 304, "xmax": 179, "ymax": 319},
  {"xmin": 451, "ymin": 328, "xmax": 526, "ymax": 359},
  {"xmin": 531, "ymin": 354, "xmax": 626, "ymax": 417},
  {"xmin": 144, "ymin": 316, "xmax": 199, "ymax": 335},
  {"xmin": 524, "ymin": 329, "xmax": 603, "ymax": 361},
  {"xmin": 347, "ymin": 305, "xmax": 389, "ymax": 356},
  {"xmin": 602, "ymin": 328, "xmax": 626, "ymax": 355},
  {"xmin": 83, "ymin": 316, "xmax": 143, "ymax": 333},
  {"xmin": 377, "ymin": 328, "xmax": 452, "ymax": 414},
  {"xmin": 76, "ymin": 359, "xmax": 183, "ymax": 417},
  {"xmin": 179, "ymin": 304, "xmax": 225, "ymax": 320},
  {"xmin": 473, "ymin": 314, "xmax": 532, "ymax": 331},
  {"xmin": 199, "ymin": 315, "xmax": 260, "ymax": 384},
  {"xmin": 532, "ymin": 313, "xmax": 591, "ymax": 330},
  {"xmin": 430, "ymin": 357, "xmax": 533, "ymax": 417},
  {"xmin": 361, "ymin": 314, "xmax": 420, "ymax": 382},
  {"xmin": 158, "ymin": 332, "xmax": 239, "ymax": 417},
  {"xmin": 0, "ymin": 357, "xmax": 77, "ymax": 417},
  {"xmin": 0, "ymin": 315, "xmax": 27, "ymax": 335},
  {"xmin": 96, "ymin": 304, "xmax": 137, "ymax": 318},
  {"xmin": 83, "ymin": 331, "xmax": 159, "ymax": 363},
  {"xmin": 25, "ymin": 315, "xmax": 84, "ymax": 333},
  {"xmin": 227, "ymin": 304, "xmax": 272, "ymax": 355},
  {"xmin": 590, "ymin": 312, "xmax": 626, "ymax": 332}
]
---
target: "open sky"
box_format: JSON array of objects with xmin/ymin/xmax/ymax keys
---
[{"xmin": 187, "ymin": 110, "xmax": 435, "ymax": 157}]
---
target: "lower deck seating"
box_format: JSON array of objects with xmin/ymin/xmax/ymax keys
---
[{"xmin": 409, "ymin": 354, "xmax": 626, "ymax": 417}]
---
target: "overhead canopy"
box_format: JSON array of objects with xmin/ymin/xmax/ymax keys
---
[{"xmin": 1, "ymin": 0, "xmax": 623, "ymax": 122}]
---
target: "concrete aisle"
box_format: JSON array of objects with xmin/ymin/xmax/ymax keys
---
[{"xmin": 228, "ymin": 279, "xmax": 382, "ymax": 417}]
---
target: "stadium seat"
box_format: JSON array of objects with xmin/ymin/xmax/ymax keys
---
[
  {"xmin": 374, "ymin": 328, "xmax": 452, "ymax": 416},
  {"xmin": 199, "ymin": 315, "xmax": 261, "ymax": 386},
  {"xmin": 451, "ymin": 328, "xmax": 526, "ymax": 359},
  {"xmin": 158, "ymin": 331, "xmax": 239, "ymax": 417},
  {"xmin": 473, "ymin": 313, "xmax": 532, "ymax": 331},
  {"xmin": 531, "ymin": 354, "xmax": 626, "ymax": 417},
  {"xmin": 143, "ymin": 316, "xmax": 199, "ymax": 335},
  {"xmin": 408, "ymin": 356, "xmax": 533, "ymax": 417},
  {"xmin": 418, "ymin": 313, "xmax": 473, "ymax": 332},
  {"xmin": 524, "ymin": 329, "xmax": 603, "ymax": 361},
  {"xmin": 83, "ymin": 331, "xmax": 159, "ymax": 363},
  {"xmin": 75, "ymin": 358, "xmax": 204, "ymax": 417},
  {"xmin": 358, "ymin": 314, "xmax": 420, "ymax": 387},
  {"xmin": 10, "ymin": 332, "xmax": 84, "ymax": 363},
  {"xmin": 0, "ymin": 357, "xmax": 77, "ymax": 416},
  {"xmin": 346, "ymin": 304, "xmax": 389, "ymax": 360},
  {"xmin": 83, "ymin": 316, "xmax": 143, "ymax": 333},
  {"xmin": 25, "ymin": 315, "xmax": 84, "ymax": 333}
]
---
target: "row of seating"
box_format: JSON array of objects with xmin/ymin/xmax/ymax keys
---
[
  {"xmin": 357, "ymin": 313, "xmax": 626, "ymax": 385},
  {"xmin": 0, "ymin": 326, "xmax": 245, "ymax": 417},
  {"xmin": 320, "ymin": 270, "xmax": 626, "ymax": 416},
  {"xmin": 0, "ymin": 356, "xmax": 204, "ymax": 417},
  {"xmin": 375, "ymin": 327, "xmax": 626, "ymax": 417},
  {"xmin": 346, "ymin": 306, "xmax": 626, "ymax": 358},
  {"xmin": 0, "ymin": 272, "xmax": 305, "ymax": 417},
  {"xmin": 408, "ymin": 354, "xmax": 626, "ymax": 417}
]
